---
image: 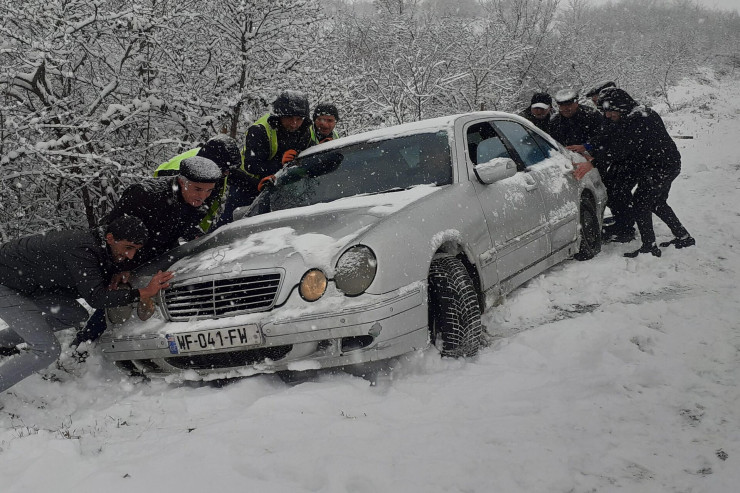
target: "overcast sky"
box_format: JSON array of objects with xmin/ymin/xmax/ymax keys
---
[
  {"xmin": 589, "ymin": 0, "xmax": 739, "ymax": 14},
  {"xmin": 687, "ymin": 0, "xmax": 738, "ymax": 12},
  {"xmin": 702, "ymin": 0, "xmax": 740, "ymax": 13}
]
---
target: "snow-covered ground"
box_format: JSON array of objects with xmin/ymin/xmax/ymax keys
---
[{"xmin": 1, "ymin": 71, "xmax": 739, "ymax": 493}]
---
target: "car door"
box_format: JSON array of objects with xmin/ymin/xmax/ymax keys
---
[
  {"xmin": 494, "ymin": 120, "xmax": 580, "ymax": 256},
  {"xmin": 465, "ymin": 120, "xmax": 549, "ymax": 286}
]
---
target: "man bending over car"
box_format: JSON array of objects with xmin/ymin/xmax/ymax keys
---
[{"xmin": 0, "ymin": 215, "xmax": 173, "ymax": 394}]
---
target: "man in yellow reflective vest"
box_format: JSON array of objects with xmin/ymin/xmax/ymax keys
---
[
  {"xmin": 221, "ymin": 91, "xmax": 313, "ymax": 219},
  {"xmin": 310, "ymin": 103, "xmax": 340, "ymax": 145},
  {"xmin": 255, "ymin": 102, "xmax": 342, "ymax": 192}
]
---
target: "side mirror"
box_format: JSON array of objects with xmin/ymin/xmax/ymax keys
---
[{"xmin": 474, "ymin": 158, "xmax": 517, "ymax": 184}]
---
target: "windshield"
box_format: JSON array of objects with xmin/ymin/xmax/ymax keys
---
[{"xmin": 249, "ymin": 131, "xmax": 452, "ymax": 215}]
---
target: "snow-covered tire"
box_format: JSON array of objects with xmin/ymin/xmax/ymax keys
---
[
  {"xmin": 574, "ymin": 197, "xmax": 601, "ymax": 261},
  {"xmin": 428, "ymin": 255, "xmax": 482, "ymax": 358}
]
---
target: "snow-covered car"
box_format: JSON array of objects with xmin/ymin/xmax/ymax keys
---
[{"xmin": 100, "ymin": 112, "xmax": 607, "ymax": 379}]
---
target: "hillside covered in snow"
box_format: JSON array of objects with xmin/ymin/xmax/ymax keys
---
[{"xmin": 1, "ymin": 71, "xmax": 740, "ymax": 493}]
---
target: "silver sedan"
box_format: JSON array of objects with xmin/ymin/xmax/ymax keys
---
[{"xmin": 100, "ymin": 112, "xmax": 607, "ymax": 379}]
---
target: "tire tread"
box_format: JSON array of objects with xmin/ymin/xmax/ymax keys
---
[{"xmin": 428, "ymin": 256, "xmax": 482, "ymax": 358}]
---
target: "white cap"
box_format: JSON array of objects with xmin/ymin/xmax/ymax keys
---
[
  {"xmin": 554, "ymin": 88, "xmax": 578, "ymax": 103},
  {"xmin": 531, "ymin": 103, "xmax": 550, "ymax": 110}
]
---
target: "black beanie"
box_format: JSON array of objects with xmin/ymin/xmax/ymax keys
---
[
  {"xmin": 106, "ymin": 215, "xmax": 148, "ymax": 245},
  {"xmin": 198, "ymin": 134, "xmax": 241, "ymax": 172},
  {"xmin": 313, "ymin": 103, "xmax": 340, "ymax": 121},
  {"xmin": 179, "ymin": 156, "xmax": 222, "ymax": 183},
  {"xmin": 600, "ymin": 87, "xmax": 638, "ymax": 113},
  {"xmin": 272, "ymin": 91, "xmax": 310, "ymax": 119},
  {"xmin": 586, "ymin": 80, "xmax": 616, "ymax": 98}
]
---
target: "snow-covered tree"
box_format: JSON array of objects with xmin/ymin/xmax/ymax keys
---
[
  {"xmin": 1, "ymin": 0, "xmax": 739, "ymax": 239},
  {"xmin": 0, "ymin": 0, "xmax": 324, "ymax": 234},
  {"xmin": 0, "ymin": 0, "xmax": 161, "ymax": 234}
]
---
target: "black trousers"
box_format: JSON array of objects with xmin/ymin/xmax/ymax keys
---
[
  {"xmin": 603, "ymin": 163, "xmax": 639, "ymax": 234},
  {"xmin": 633, "ymin": 167, "xmax": 689, "ymax": 246},
  {"xmin": 214, "ymin": 174, "xmax": 260, "ymax": 228}
]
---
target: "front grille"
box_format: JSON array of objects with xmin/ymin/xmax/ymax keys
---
[
  {"xmin": 163, "ymin": 345, "xmax": 293, "ymax": 370},
  {"xmin": 163, "ymin": 272, "xmax": 282, "ymax": 321}
]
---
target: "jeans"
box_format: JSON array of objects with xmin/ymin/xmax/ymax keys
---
[
  {"xmin": 71, "ymin": 308, "xmax": 107, "ymax": 346},
  {"xmin": 0, "ymin": 285, "xmax": 89, "ymax": 393}
]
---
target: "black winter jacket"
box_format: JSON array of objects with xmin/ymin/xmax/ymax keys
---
[
  {"xmin": 243, "ymin": 115, "xmax": 312, "ymax": 178},
  {"xmin": 0, "ymin": 229, "xmax": 139, "ymax": 308},
  {"xmin": 591, "ymin": 105, "xmax": 680, "ymax": 177},
  {"xmin": 586, "ymin": 119, "xmax": 622, "ymax": 173},
  {"xmin": 105, "ymin": 176, "xmax": 207, "ymax": 266},
  {"xmin": 517, "ymin": 108, "xmax": 552, "ymax": 134},
  {"xmin": 548, "ymin": 106, "xmax": 604, "ymax": 147}
]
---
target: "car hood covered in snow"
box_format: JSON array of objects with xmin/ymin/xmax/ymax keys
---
[{"xmin": 136, "ymin": 185, "xmax": 443, "ymax": 284}]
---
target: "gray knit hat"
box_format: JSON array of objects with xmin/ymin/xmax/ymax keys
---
[{"xmin": 179, "ymin": 156, "xmax": 222, "ymax": 183}]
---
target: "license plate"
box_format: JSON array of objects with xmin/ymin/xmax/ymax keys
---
[{"xmin": 167, "ymin": 325, "xmax": 262, "ymax": 354}]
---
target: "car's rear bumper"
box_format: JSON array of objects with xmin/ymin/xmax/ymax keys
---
[{"xmin": 100, "ymin": 284, "xmax": 428, "ymax": 380}]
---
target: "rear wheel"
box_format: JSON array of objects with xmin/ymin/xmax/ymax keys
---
[
  {"xmin": 428, "ymin": 256, "xmax": 482, "ymax": 357},
  {"xmin": 574, "ymin": 197, "xmax": 601, "ymax": 261}
]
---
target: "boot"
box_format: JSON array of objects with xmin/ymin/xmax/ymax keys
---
[
  {"xmin": 624, "ymin": 243, "xmax": 661, "ymax": 258},
  {"xmin": 0, "ymin": 346, "xmax": 20, "ymax": 357},
  {"xmin": 603, "ymin": 226, "xmax": 636, "ymax": 243},
  {"xmin": 660, "ymin": 235, "xmax": 695, "ymax": 249},
  {"xmin": 601, "ymin": 223, "xmax": 619, "ymax": 235},
  {"xmin": 611, "ymin": 231, "xmax": 636, "ymax": 243}
]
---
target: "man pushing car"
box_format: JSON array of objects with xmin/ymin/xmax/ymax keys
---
[{"xmin": 0, "ymin": 215, "xmax": 173, "ymax": 394}]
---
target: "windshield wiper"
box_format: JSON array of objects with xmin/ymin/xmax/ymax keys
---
[{"xmin": 356, "ymin": 187, "xmax": 409, "ymax": 197}]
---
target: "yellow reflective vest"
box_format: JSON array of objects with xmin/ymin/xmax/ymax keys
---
[
  {"xmin": 309, "ymin": 126, "xmax": 340, "ymax": 145},
  {"xmin": 154, "ymin": 148, "xmax": 200, "ymax": 177}
]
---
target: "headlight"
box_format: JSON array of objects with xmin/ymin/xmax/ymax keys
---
[
  {"xmin": 106, "ymin": 284, "xmax": 134, "ymax": 324},
  {"xmin": 299, "ymin": 269, "xmax": 327, "ymax": 302},
  {"xmin": 334, "ymin": 245, "xmax": 377, "ymax": 296},
  {"xmin": 106, "ymin": 305, "xmax": 133, "ymax": 325}
]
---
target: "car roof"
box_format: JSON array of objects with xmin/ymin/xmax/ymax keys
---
[{"xmin": 300, "ymin": 111, "xmax": 519, "ymax": 157}]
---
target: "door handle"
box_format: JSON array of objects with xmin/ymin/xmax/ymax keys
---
[{"xmin": 524, "ymin": 176, "xmax": 538, "ymax": 192}]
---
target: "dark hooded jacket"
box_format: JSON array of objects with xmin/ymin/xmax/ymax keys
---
[
  {"xmin": 105, "ymin": 176, "xmax": 207, "ymax": 266},
  {"xmin": 0, "ymin": 229, "xmax": 139, "ymax": 309},
  {"xmin": 590, "ymin": 89, "xmax": 681, "ymax": 177}
]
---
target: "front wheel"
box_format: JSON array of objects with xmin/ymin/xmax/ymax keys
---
[
  {"xmin": 574, "ymin": 197, "xmax": 601, "ymax": 261},
  {"xmin": 428, "ymin": 256, "xmax": 482, "ymax": 357}
]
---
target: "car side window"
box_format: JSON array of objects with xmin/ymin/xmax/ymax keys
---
[
  {"xmin": 530, "ymin": 131, "xmax": 559, "ymax": 158},
  {"xmin": 466, "ymin": 122, "xmax": 513, "ymax": 166},
  {"xmin": 495, "ymin": 120, "xmax": 548, "ymax": 168}
]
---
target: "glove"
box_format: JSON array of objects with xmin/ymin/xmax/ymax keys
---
[
  {"xmin": 282, "ymin": 149, "xmax": 297, "ymax": 165},
  {"xmin": 257, "ymin": 175, "xmax": 276, "ymax": 192}
]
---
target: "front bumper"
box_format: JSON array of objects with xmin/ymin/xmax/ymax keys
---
[{"xmin": 100, "ymin": 284, "xmax": 428, "ymax": 379}]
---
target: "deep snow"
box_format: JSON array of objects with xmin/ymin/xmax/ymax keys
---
[{"xmin": 1, "ymin": 71, "xmax": 739, "ymax": 493}]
